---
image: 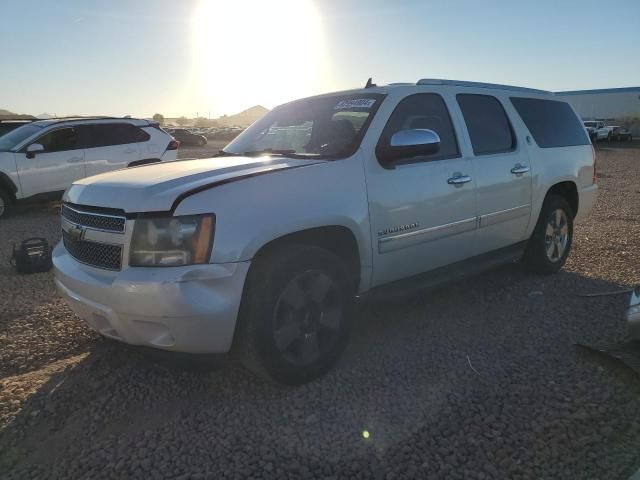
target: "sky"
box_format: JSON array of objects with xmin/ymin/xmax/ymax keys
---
[{"xmin": 1, "ymin": 0, "xmax": 639, "ymax": 119}]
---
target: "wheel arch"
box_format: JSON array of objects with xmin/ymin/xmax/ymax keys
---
[
  {"xmin": 250, "ymin": 225, "xmax": 362, "ymax": 290},
  {"xmin": 0, "ymin": 172, "xmax": 18, "ymax": 201},
  {"xmin": 546, "ymin": 181, "xmax": 579, "ymax": 218}
]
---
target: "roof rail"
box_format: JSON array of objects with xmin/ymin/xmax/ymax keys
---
[
  {"xmin": 416, "ymin": 79, "xmax": 552, "ymax": 95},
  {"xmin": 0, "ymin": 118, "xmax": 37, "ymax": 123},
  {"xmin": 43, "ymin": 116, "xmax": 125, "ymax": 120}
]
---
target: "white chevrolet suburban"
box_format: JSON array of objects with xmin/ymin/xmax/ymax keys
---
[
  {"xmin": 53, "ymin": 80, "xmax": 598, "ymax": 384},
  {"xmin": 0, "ymin": 117, "xmax": 178, "ymax": 217}
]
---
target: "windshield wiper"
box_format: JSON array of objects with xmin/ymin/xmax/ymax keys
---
[
  {"xmin": 214, "ymin": 148, "xmax": 320, "ymax": 160},
  {"xmin": 242, "ymin": 149, "xmax": 298, "ymax": 156},
  {"xmin": 213, "ymin": 150, "xmax": 240, "ymax": 157}
]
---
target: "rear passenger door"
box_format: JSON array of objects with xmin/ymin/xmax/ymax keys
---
[
  {"xmin": 79, "ymin": 123, "xmax": 143, "ymax": 177},
  {"xmin": 454, "ymin": 93, "xmax": 532, "ymax": 253},
  {"xmin": 366, "ymin": 93, "xmax": 477, "ymax": 286}
]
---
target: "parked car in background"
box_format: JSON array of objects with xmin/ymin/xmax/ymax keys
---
[
  {"xmin": 0, "ymin": 119, "xmax": 35, "ymax": 138},
  {"xmin": 0, "ymin": 117, "xmax": 178, "ymax": 217},
  {"xmin": 171, "ymin": 128, "xmax": 207, "ymax": 146},
  {"xmin": 583, "ymin": 121, "xmax": 603, "ymax": 141},
  {"xmin": 610, "ymin": 126, "xmax": 632, "ymax": 142},
  {"xmin": 584, "ymin": 121, "xmax": 630, "ymax": 143},
  {"xmin": 53, "ymin": 79, "xmax": 597, "ymax": 384}
]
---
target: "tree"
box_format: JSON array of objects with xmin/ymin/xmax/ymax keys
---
[
  {"xmin": 176, "ymin": 116, "xmax": 189, "ymax": 126},
  {"xmin": 152, "ymin": 113, "xmax": 164, "ymax": 125}
]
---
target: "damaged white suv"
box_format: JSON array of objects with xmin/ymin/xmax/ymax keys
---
[{"xmin": 53, "ymin": 80, "xmax": 598, "ymax": 384}]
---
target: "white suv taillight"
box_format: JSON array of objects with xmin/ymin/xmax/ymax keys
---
[{"xmin": 167, "ymin": 140, "xmax": 180, "ymax": 151}]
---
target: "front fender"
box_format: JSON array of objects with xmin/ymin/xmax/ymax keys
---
[{"xmin": 174, "ymin": 155, "xmax": 372, "ymax": 285}]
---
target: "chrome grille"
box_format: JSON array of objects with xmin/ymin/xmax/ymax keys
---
[
  {"xmin": 62, "ymin": 204, "xmax": 126, "ymax": 233},
  {"xmin": 62, "ymin": 231, "xmax": 123, "ymax": 271}
]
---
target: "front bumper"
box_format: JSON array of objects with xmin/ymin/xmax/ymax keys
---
[
  {"xmin": 627, "ymin": 288, "xmax": 640, "ymax": 339},
  {"xmin": 53, "ymin": 242, "xmax": 250, "ymax": 353},
  {"xmin": 575, "ymin": 184, "xmax": 598, "ymax": 224}
]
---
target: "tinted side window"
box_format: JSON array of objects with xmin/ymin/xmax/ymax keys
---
[
  {"xmin": 134, "ymin": 126, "xmax": 150, "ymax": 142},
  {"xmin": 457, "ymin": 94, "xmax": 515, "ymax": 155},
  {"xmin": 510, "ymin": 97, "xmax": 590, "ymax": 148},
  {"xmin": 377, "ymin": 93, "xmax": 459, "ymax": 163},
  {"xmin": 37, "ymin": 128, "xmax": 77, "ymax": 153},
  {"xmin": 79, "ymin": 123, "xmax": 149, "ymax": 148}
]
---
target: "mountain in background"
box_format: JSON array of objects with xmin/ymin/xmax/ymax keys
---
[
  {"xmin": 0, "ymin": 109, "xmax": 35, "ymax": 120},
  {"xmin": 217, "ymin": 105, "xmax": 269, "ymax": 127},
  {"xmin": 37, "ymin": 113, "xmax": 53, "ymax": 119}
]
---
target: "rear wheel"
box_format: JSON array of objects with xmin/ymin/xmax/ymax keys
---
[
  {"xmin": 236, "ymin": 244, "xmax": 354, "ymax": 384},
  {"xmin": 522, "ymin": 195, "xmax": 574, "ymax": 274}
]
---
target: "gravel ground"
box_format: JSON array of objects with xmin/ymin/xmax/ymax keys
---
[{"xmin": 1, "ymin": 143, "xmax": 639, "ymax": 479}]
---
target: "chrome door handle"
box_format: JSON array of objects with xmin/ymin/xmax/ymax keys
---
[
  {"xmin": 447, "ymin": 174, "xmax": 472, "ymax": 186},
  {"xmin": 510, "ymin": 164, "xmax": 530, "ymax": 175}
]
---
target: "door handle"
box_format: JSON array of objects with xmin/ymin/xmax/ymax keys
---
[
  {"xmin": 124, "ymin": 149, "xmax": 136, "ymax": 154},
  {"xmin": 447, "ymin": 174, "xmax": 472, "ymax": 186},
  {"xmin": 510, "ymin": 164, "xmax": 530, "ymax": 175},
  {"xmin": 68, "ymin": 157, "xmax": 83, "ymax": 163}
]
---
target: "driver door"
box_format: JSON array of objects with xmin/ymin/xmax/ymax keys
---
[
  {"xmin": 15, "ymin": 127, "xmax": 86, "ymax": 198},
  {"xmin": 365, "ymin": 93, "xmax": 478, "ymax": 286}
]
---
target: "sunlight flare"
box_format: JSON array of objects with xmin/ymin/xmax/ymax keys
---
[{"xmin": 192, "ymin": 0, "xmax": 327, "ymax": 116}]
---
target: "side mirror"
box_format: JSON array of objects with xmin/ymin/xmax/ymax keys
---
[
  {"xmin": 26, "ymin": 143, "xmax": 44, "ymax": 159},
  {"xmin": 378, "ymin": 129, "xmax": 441, "ymax": 166}
]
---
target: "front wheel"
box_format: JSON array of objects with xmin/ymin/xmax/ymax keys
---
[
  {"xmin": 0, "ymin": 188, "xmax": 11, "ymax": 218},
  {"xmin": 522, "ymin": 195, "xmax": 574, "ymax": 274},
  {"xmin": 236, "ymin": 244, "xmax": 354, "ymax": 384}
]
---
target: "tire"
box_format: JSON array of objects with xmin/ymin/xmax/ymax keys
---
[
  {"xmin": 522, "ymin": 194, "xmax": 574, "ymax": 274},
  {"xmin": 236, "ymin": 244, "xmax": 355, "ymax": 384},
  {"xmin": 199, "ymin": 138, "xmax": 206, "ymax": 146},
  {"xmin": 0, "ymin": 188, "xmax": 12, "ymax": 219}
]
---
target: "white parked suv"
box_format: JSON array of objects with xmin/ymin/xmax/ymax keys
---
[
  {"xmin": 53, "ymin": 80, "xmax": 598, "ymax": 384},
  {"xmin": 0, "ymin": 117, "xmax": 178, "ymax": 217}
]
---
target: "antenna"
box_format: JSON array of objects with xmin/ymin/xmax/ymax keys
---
[{"xmin": 365, "ymin": 77, "xmax": 376, "ymax": 89}]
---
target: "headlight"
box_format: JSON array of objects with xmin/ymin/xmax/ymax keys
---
[{"xmin": 129, "ymin": 214, "xmax": 215, "ymax": 267}]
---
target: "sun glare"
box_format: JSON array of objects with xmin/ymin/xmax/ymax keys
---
[{"xmin": 191, "ymin": 0, "xmax": 327, "ymax": 116}]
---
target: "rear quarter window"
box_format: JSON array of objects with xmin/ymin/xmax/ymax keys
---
[{"xmin": 510, "ymin": 97, "xmax": 590, "ymax": 148}]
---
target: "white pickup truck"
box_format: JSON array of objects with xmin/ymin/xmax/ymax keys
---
[
  {"xmin": 53, "ymin": 79, "xmax": 598, "ymax": 384},
  {"xmin": 584, "ymin": 121, "xmax": 632, "ymax": 143}
]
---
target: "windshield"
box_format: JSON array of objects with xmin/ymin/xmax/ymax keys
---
[
  {"xmin": 223, "ymin": 93, "xmax": 386, "ymax": 159},
  {"xmin": 0, "ymin": 123, "xmax": 43, "ymax": 151}
]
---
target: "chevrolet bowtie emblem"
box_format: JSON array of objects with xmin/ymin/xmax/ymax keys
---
[{"xmin": 67, "ymin": 224, "xmax": 85, "ymax": 240}]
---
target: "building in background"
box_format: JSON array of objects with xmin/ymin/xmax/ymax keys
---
[
  {"xmin": 556, "ymin": 87, "xmax": 640, "ymax": 120},
  {"xmin": 556, "ymin": 87, "xmax": 640, "ymax": 136}
]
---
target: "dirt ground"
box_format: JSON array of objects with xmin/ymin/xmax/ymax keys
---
[{"xmin": 0, "ymin": 143, "xmax": 639, "ymax": 479}]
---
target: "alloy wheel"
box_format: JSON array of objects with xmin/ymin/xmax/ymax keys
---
[
  {"xmin": 544, "ymin": 208, "xmax": 569, "ymax": 262},
  {"xmin": 272, "ymin": 269, "xmax": 344, "ymax": 366}
]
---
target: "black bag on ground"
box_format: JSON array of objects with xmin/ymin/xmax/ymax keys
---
[{"xmin": 10, "ymin": 238, "xmax": 53, "ymax": 274}]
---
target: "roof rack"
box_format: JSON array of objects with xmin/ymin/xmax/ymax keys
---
[
  {"xmin": 41, "ymin": 116, "xmax": 126, "ymax": 121},
  {"xmin": 416, "ymin": 79, "xmax": 551, "ymax": 95},
  {"xmin": 0, "ymin": 118, "xmax": 37, "ymax": 123}
]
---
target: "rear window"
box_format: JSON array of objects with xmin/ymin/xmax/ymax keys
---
[
  {"xmin": 510, "ymin": 97, "xmax": 590, "ymax": 148},
  {"xmin": 456, "ymin": 94, "xmax": 515, "ymax": 155}
]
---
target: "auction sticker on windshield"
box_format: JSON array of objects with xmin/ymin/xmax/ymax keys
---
[{"xmin": 335, "ymin": 98, "xmax": 377, "ymax": 110}]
